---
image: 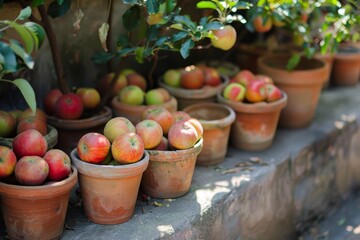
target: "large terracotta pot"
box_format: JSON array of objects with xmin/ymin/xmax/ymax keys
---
[
  {"xmin": 141, "ymin": 139, "xmax": 203, "ymax": 198},
  {"xmin": 258, "ymin": 55, "xmax": 327, "ymax": 128},
  {"xmin": 71, "ymin": 149, "xmax": 149, "ymax": 224},
  {"xmin": 47, "ymin": 107, "xmax": 112, "ymax": 155},
  {"xmin": 331, "ymin": 46, "xmax": 360, "ymax": 86},
  {"xmin": 0, "ymin": 166, "xmax": 78, "ymax": 240},
  {"xmin": 111, "ymin": 96, "xmax": 177, "ymax": 124},
  {"xmin": 217, "ymin": 92, "xmax": 287, "ymax": 151},
  {"xmin": 158, "ymin": 76, "xmax": 229, "ymax": 110},
  {"xmin": 183, "ymin": 103, "xmax": 235, "ymax": 166},
  {"xmin": 314, "ymin": 53, "xmax": 334, "ymax": 88}
]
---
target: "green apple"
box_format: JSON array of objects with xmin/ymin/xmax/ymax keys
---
[
  {"xmin": 163, "ymin": 69, "xmax": 181, "ymax": 87},
  {"xmin": 145, "ymin": 88, "xmax": 171, "ymax": 105},
  {"xmin": 118, "ymin": 85, "xmax": 145, "ymax": 105},
  {"xmin": 223, "ymin": 83, "xmax": 246, "ymax": 101}
]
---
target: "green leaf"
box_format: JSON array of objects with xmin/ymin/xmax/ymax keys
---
[
  {"xmin": 146, "ymin": 0, "xmax": 159, "ymax": 14},
  {"xmin": 122, "ymin": 5, "xmax": 141, "ymax": 31},
  {"xmin": 123, "ymin": 0, "xmax": 139, "ymax": 4},
  {"xmin": 170, "ymin": 23, "xmax": 184, "ymax": 31},
  {"xmin": 91, "ymin": 52, "xmax": 114, "ymax": 64},
  {"xmin": 165, "ymin": 0, "xmax": 176, "ymax": 13},
  {"xmin": 196, "ymin": 1, "xmax": 217, "ymax": 10},
  {"xmin": 203, "ymin": 21, "xmax": 223, "ymax": 31},
  {"xmin": 8, "ymin": 22, "xmax": 34, "ymax": 54},
  {"xmin": 18, "ymin": 6, "xmax": 32, "ymax": 20},
  {"xmin": 171, "ymin": 31, "xmax": 188, "ymax": 42},
  {"xmin": 9, "ymin": 41, "xmax": 34, "ymax": 69},
  {"xmin": 180, "ymin": 38, "xmax": 194, "ymax": 59},
  {"xmin": 0, "ymin": 42, "xmax": 17, "ymax": 72},
  {"xmin": 117, "ymin": 47, "xmax": 137, "ymax": 57},
  {"xmin": 117, "ymin": 34, "xmax": 130, "ymax": 47},
  {"xmin": 147, "ymin": 26, "xmax": 159, "ymax": 42},
  {"xmin": 12, "ymin": 78, "xmax": 36, "ymax": 112},
  {"xmin": 135, "ymin": 47, "xmax": 144, "ymax": 63},
  {"xmin": 24, "ymin": 22, "xmax": 45, "ymax": 49},
  {"xmin": 155, "ymin": 36, "xmax": 168, "ymax": 46},
  {"xmin": 173, "ymin": 15, "xmax": 196, "ymax": 32},
  {"xmin": 31, "ymin": 0, "xmax": 45, "ymax": 7},
  {"xmin": 286, "ymin": 54, "xmax": 301, "ymax": 71},
  {"xmin": 47, "ymin": 0, "xmax": 71, "ymax": 18}
]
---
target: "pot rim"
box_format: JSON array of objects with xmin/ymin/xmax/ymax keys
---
[
  {"xmin": 71, "ymin": 149, "xmax": 149, "ymax": 178},
  {"xmin": 158, "ymin": 76, "xmax": 229, "ymax": 99},
  {"xmin": 47, "ymin": 106, "xmax": 112, "ymax": 130},
  {"xmin": 147, "ymin": 138, "xmax": 203, "ymax": 162},
  {"xmin": 183, "ymin": 102, "xmax": 236, "ymax": 129},
  {"xmin": 216, "ymin": 90, "xmax": 287, "ymax": 113},
  {"xmin": 0, "ymin": 166, "xmax": 78, "ymax": 198}
]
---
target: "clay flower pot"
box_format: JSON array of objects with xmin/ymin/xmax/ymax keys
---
[
  {"xmin": 111, "ymin": 96, "xmax": 178, "ymax": 124},
  {"xmin": 314, "ymin": 53, "xmax": 334, "ymax": 88},
  {"xmin": 158, "ymin": 76, "xmax": 229, "ymax": 110},
  {"xmin": 258, "ymin": 55, "xmax": 328, "ymax": 128},
  {"xmin": 183, "ymin": 103, "xmax": 235, "ymax": 166},
  {"xmin": 0, "ymin": 166, "xmax": 78, "ymax": 239},
  {"xmin": 70, "ymin": 149, "xmax": 149, "ymax": 225},
  {"xmin": 47, "ymin": 107, "xmax": 112, "ymax": 155},
  {"xmin": 217, "ymin": 92, "xmax": 287, "ymax": 151},
  {"xmin": 331, "ymin": 45, "xmax": 360, "ymax": 86},
  {"xmin": 0, "ymin": 124, "xmax": 58, "ymax": 149},
  {"xmin": 141, "ymin": 139, "xmax": 203, "ymax": 198}
]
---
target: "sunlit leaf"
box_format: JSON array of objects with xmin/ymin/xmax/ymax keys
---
[
  {"xmin": 9, "ymin": 41, "xmax": 34, "ymax": 69},
  {"xmin": 135, "ymin": 47, "xmax": 144, "ymax": 63},
  {"xmin": 8, "ymin": 22, "xmax": 34, "ymax": 54},
  {"xmin": 98, "ymin": 23, "xmax": 109, "ymax": 52},
  {"xmin": 12, "ymin": 78, "xmax": 37, "ymax": 112},
  {"xmin": 18, "ymin": 6, "xmax": 32, "ymax": 20},
  {"xmin": 24, "ymin": 22, "xmax": 45, "ymax": 49},
  {"xmin": 196, "ymin": 1, "xmax": 217, "ymax": 10}
]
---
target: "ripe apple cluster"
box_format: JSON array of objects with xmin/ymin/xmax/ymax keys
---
[
  {"xmin": 140, "ymin": 106, "xmax": 203, "ymax": 150},
  {"xmin": 97, "ymin": 68, "xmax": 147, "ymax": 98},
  {"xmin": 222, "ymin": 69, "xmax": 283, "ymax": 103},
  {"xmin": 118, "ymin": 86, "xmax": 172, "ymax": 106},
  {"xmin": 163, "ymin": 64, "xmax": 222, "ymax": 90},
  {"xmin": 44, "ymin": 87, "xmax": 102, "ymax": 120},
  {"xmin": 0, "ymin": 108, "xmax": 48, "ymax": 138},
  {"xmin": 0, "ymin": 129, "xmax": 72, "ymax": 186}
]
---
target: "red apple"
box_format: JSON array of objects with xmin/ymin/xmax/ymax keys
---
[
  {"xmin": 17, "ymin": 116, "xmax": 48, "ymax": 136},
  {"xmin": 14, "ymin": 156, "xmax": 49, "ymax": 186},
  {"xmin": 44, "ymin": 89, "xmax": 63, "ymax": 115},
  {"xmin": 97, "ymin": 72, "xmax": 128, "ymax": 97},
  {"xmin": 153, "ymin": 136, "xmax": 169, "ymax": 151},
  {"xmin": 76, "ymin": 87, "xmax": 101, "ymax": 109},
  {"xmin": 211, "ymin": 25, "xmax": 237, "ymax": 51},
  {"xmin": 0, "ymin": 146, "xmax": 17, "ymax": 178},
  {"xmin": 43, "ymin": 149, "xmax": 71, "ymax": 181},
  {"xmin": 77, "ymin": 132, "xmax": 111, "ymax": 164},
  {"xmin": 163, "ymin": 69, "xmax": 181, "ymax": 87},
  {"xmin": 142, "ymin": 106, "xmax": 175, "ymax": 135},
  {"xmin": 103, "ymin": 117, "xmax": 136, "ymax": 143},
  {"xmin": 18, "ymin": 108, "xmax": 47, "ymax": 123},
  {"xmin": 168, "ymin": 120, "xmax": 198, "ymax": 150},
  {"xmin": 126, "ymin": 72, "xmax": 147, "ymax": 91},
  {"xmin": 180, "ymin": 65, "xmax": 205, "ymax": 89},
  {"xmin": 234, "ymin": 70, "xmax": 256, "ymax": 87},
  {"xmin": 118, "ymin": 85, "xmax": 145, "ymax": 105},
  {"xmin": 55, "ymin": 93, "xmax": 84, "ymax": 120},
  {"xmin": 0, "ymin": 110, "xmax": 16, "ymax": 137},
  {"xmin": 255, "ymin": 74, "xmax": 274, "ymax": 84},
  {"xmin": 145, "ymin": 88, "xmax": 171, "ymax": 105},
  {"xmin": 245, "ymin": 80, "xmax": 268, "ymax": 103},
  {"xmin": 173, "ymin": 111, "xmax": 191, "ymax": 122},
  {"xmin": 187, "ymin": 118, "xmax": 203, "ymax": 142},
  {"xmin": 111, "ymin": 132, "xmax": 145, "ymax": 164},
  {"xmin": 135, "ymin": 119, "xmax": 163, "ymax": 149},
  {"xmin": 253, "ymin": 16, "xmax": 273, "ymax": 33},
  {"xmin": 266, "ymin": 84, "xmax": 283, "ymax": 102},
  {"xmin": 222, "ymin": 83, "xmax": 246, "ymax": 101},
  {"xmin": 201, "ymin": 66, "xmax": 222, "ymax": 86},
  {"xmin": 13, "ymin": 129, "xmax": 48, "ymax": 158}
]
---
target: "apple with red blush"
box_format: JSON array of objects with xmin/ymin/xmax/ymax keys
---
[
  {"xmin": 76, "ymin": 87, "xmax": 101, "ymax": 109},
  {"xmin": 173, "ymin": 111, "xmax": 191, "ymax": 122},
  {"xmin": 55, "ymin": 93, "xmax": 84, "ymax": 120},
  {"xmin": 222, "ymin": 83, "xmax": 246, "ymax": 102},
  {"xmin": 111, "ymin": 132, "xmax": 145, "ymax": 164},
  {"xmin": 152, "ymin": 136, "xmax": 169, "ymax": 151},
  {"xmin": 142, "ymin": 106, "xmax": 175, "ymax": 135},
  {"xmin": 168, "ymin": 120, "xmax": 198, "ymax": 150},
  {"xmin": 77, "ymin": 132, "xmax": 110, "ymax": 164},
  {"xmin": 211, "ymin": 25, "xmax": 237, "ymax": 51},
  {"xmin": 135, "ymin": 119, "xmax": 163, "ymax": 149},
  {"xmin": 126, "ymin": 72, "xmax": 147, "ymax": 91},
  {"xmin": 234, "ymin": 70, "xmax": 256, "ymax": 87},
  {"xmin": 180, "ymin": 65, "xmax": 205, "ymax": 89},
  {"xmin": 17, "ymin": 116, "xmax": 48, "ymax": 136},
  {"xmin": 0, "ymin": 146, "xmax": 17, "ymax": 178},
  {"xmin": 103, "ymin": 117, "xmax": 135, "ymax": 143},
  {"xmin": 14, "ymin": 156, "xmax": 49, "ymax": 186},
  {"xmin": 201, "ymin": 66, "xmax": 222, "ymax": 86},
  {"xmin": 245, "ymin": 80, "xmax": 268, "ymax": 103},
  {"xmin": 265, "ymin": 84, "xmax": 283, "ymax": 102},
  {"xmin": 44, "ymin": 89, "xmax": 63, "ymax": 115},
  {"xmin": 13, "ymin": 129, "xmax": 48, "ymax": 158},
  {"xmin": 43, "ymin": 149, "xmax": 72, "ymax": 181}
]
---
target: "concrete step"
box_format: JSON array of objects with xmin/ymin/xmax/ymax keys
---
[{"xmin": 2, "ymin": 85, "xmax": 360, "ymax": 239}]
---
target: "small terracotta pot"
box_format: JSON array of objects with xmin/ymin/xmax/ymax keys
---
[
  {"xmin": 71, "ymin": 149, "xmax": 149, "ymax": 225},
  {"xmin": 47, "ymin": 107, "xmax": 112, "ymax": 155},
  {"xmin": 111, "ymin": 96, "xmax": 178, "ymax": 124},
  {"xmin": 0, "ymin": 166, "xmax": 78, "ymax": 240},
  {"xmin": 258, "ymin": 55, "xmax": 327, "ymax": 128},
  {"xmin": 158, "ymin": 76, "xmax": 229, "ymax": 110},
  {"xmin": 141, "ymin": 139, "xmax": 203, "ymax": 198},
  {"xmin": 183, "ymin": 103, "xmax": 235, "ymax": 166},
  {"xmin": 0, "ymin": 124, "xmax": 58, "ymax": 149},
  {"xmin": 332, "ymin": 46, "xmax": 360, "ymax": 86},
  {"xmin": 217, "ymin": 92, "xmax": 287, "ymax": 151}
]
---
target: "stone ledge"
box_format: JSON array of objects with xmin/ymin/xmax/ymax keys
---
[{"xmin": 3, "ymin": 85, "xmax": 360, "ymax": 240}]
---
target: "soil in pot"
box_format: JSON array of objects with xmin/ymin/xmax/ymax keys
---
[{"xmin": 183, "ymin": 103, "xmax": 235, "ymax": 166}]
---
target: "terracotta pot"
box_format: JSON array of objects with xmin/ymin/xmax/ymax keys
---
[
  {"xmin": 217, "ymin": 92, "xmax": 287, "ymax": 151},
  {"xmin": 47, "ymin": 107, "xmax": 112, "ymax": 155},
  {"xmin": 158, "ymin": 76, "xmax": 229, "ymax": 110},
  {"xmin": 258, "ymin": 55, "xmax": 327, "ymax": 128},
  {"xmin": 331, "ymin": 46, "xmax": 360, "ymax": 86},
  {"xmin": 141, "ymin": 139, "xmax": 203, "ymax": 198},
  {"xmin": 0, "ymin": 166, "xmax": 78, "ymax": 240},
  {"xmin": 314, "ymin": 53, "xmax": 334, "ymax": 88},
  {"xmin": 70, "ymin": 149, "xmax": 149, "ymax": 225},
  {"xmin": 0, "ymin": 124, "xmax": 58, "ymax": 149},
  {"xmin": 111, "ymin": 96, "xmax": 177, "ymax": 124},
  {"xmin": 183, "ymin": 103, "xmax": 235, "ymax": 166}
]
